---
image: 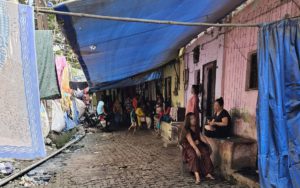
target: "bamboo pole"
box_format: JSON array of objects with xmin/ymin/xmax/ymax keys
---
[{"xmin": 35, "ymin": 8, "xmax": 260, "ymax": 28}]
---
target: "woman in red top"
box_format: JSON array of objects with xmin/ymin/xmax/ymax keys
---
[
  {"xmin": 186, "ymin": 85, "xmax": 200, "ymax": 126},
  {"xmin": 132, "ymin": 94, "xmax": 139, "ymax": 110}
]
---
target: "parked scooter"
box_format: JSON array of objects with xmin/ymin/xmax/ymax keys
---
[
  {"xmin": 80, "ymin": 107, "xmax": 114, "ymax": 131},
  {"xmin": 80, "ymin": 109, "xmax": 99, "ymax": 127},
  {"xmin": 98, "ymin": 113, "xmax": 114, "ymax": 132}
]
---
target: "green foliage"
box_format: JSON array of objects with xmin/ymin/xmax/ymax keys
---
[{"xmin": 47, "ymin": 0, "xmax": 82, "ymax": 69}]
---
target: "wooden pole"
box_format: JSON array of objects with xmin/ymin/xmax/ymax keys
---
[
  {"xmin": 35, "ymin": 1, "xmax": 49, "ymax": 29},
  {"xmin": 35, "ymin": 8, "xmax": 260, "ymax": 28}
]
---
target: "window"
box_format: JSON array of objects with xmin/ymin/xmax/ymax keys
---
[
  {"xmin": 195, "ymin": 69, "xmax": 201, "ymax": 85},
  {"xmin": 193, "ymin": 45, "xmax": 200, "ymax": 64},
  {"xmin": 184, "ymin": 69, "xmax": 189, "ymax": 90},
  {"xmin": 246, "ymin": 52, "xmax": 258, "ymax": 90}
]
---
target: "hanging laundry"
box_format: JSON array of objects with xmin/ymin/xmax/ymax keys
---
[
  {"xmin": 61, "ymin": 65, "xmax": 72, "ymax": 93},
  {"xmin": 0, "ymin": 1, "xmax": 46, "ymax": 159},
  {"xmin": 55, "ymin": 56, "xmax": 67, "ymax": 88},
  {"xmin": 35, "ymin": 30, "xmax": 61, "ymax": 99}
]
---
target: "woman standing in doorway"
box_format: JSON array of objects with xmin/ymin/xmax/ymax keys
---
[{"xmin": 186, "ymin": 85, "xmax": 200, "ymax": 126}]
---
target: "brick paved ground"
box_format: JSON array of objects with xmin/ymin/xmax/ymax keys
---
[{"xmin": 5, "ymin": 130, "xmax": 244, "ymax": 188}]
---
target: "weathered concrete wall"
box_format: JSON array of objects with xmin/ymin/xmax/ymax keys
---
[
  {"xmin": 184, "ymin": 27, "xmax": 225, "ymax": 105},
  {"xmin": 223, "ymin": 0, "xmax": 300, "ymax": 140},
  {"xmin": 162, "ymin": 56, "xmax": 185, "ymax": 108}
]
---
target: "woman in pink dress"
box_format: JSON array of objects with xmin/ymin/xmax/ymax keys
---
[{"xmin": 186, "ymin": 85, "xmax": 200, "ymax": 126}]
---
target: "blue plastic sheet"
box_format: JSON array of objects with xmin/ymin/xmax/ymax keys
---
[
  {"xmin": 257, "ymin": 18, "xmax": 300, "ymax": 188},
  {"xmin": 54, "ymin": 0, "xmax": 245, "ymax": 89},
  {"xmin": 91, "ymin": 70, "xmax": 162, "ymax": 92}
]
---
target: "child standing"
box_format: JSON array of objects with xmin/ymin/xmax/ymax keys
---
[{"xmin": 128, "ymin": 106, "xmax": 137, "ymax": 134}]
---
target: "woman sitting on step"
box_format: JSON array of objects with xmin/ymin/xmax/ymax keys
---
[
  {"xmin": 181, "ymin": 112, "xmax": 215, "ymax": 184},
  {"xmin": 204, "ymin": 97, "xmax": 232, "ymax": 138}
]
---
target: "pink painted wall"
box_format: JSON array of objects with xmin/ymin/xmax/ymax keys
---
[
  {"xmin": 223, "ymin": 0, "xmax": 300, "ymax": 140},
  {"xmin": 183, "ymin": 0, "xmax": 300, "ymax": 140},
  {"xmin": 184, "ymin": 28, "xmax": 225, "ymax": 106}
]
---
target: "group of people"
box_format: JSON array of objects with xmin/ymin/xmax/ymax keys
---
[
  {"xmin": 96, "ymin": 85, "xmax": 232, "ymax": 184},
  {"xmin": 96, "ymin": 93, "xmax": 171, "ymax": 134},
  {"xmin": 127, "ymin": 94, "xmax": 153, "ymax": 133},
  {"xmin": 181, "ymin": 85, "xmax": 232, "ymax": 184},
  {"xmin": 128, "ymin": 93, "xmax": 172, "ymax": 134}
]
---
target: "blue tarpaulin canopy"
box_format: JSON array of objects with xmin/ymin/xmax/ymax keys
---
[
  {"xmin": 91, "ymin": 70, "xmax": 162, "ymax": 92},
  {"xmin": 54, "ymin": 0, "xmax": 245, "ymax": 90}
]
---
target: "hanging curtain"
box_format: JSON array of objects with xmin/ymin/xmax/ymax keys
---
[{"xmin": 257, "ymin": 18, "xmax": 300, "ymax": 188}]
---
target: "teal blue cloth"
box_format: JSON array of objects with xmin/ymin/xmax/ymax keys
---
[{"xmin": 35, "ymin": 30, "xmax": 60, "ymax": 99}]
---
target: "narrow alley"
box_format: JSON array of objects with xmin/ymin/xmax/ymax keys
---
[
  {"xmin": 1, "ymin": 1, "xmax": 300, "ymax": 187},
  {"xmin": 5, "ymin": 130, "xmax": 242, "ymax": 188}
]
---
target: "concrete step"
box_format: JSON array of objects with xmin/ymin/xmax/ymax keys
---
[{"xmin": 232, "ymin": 169, "xmax": 260, "ymax": 188}]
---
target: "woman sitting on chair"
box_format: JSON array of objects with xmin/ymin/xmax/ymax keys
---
[
  {"xmin": 181, "ymin": 113, "xmax": 214, "ymax": 184},
  {"xmin": 204, "ymin": 97, "xmax": 232, "ymax": 138}
]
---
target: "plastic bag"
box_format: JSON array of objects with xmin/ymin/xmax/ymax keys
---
[
  {"xmin": 51, "ymin": 100, "xmax": 65, "ymax": 132},
  {"xmin": 75, "ymin": 98, "xmax": 86, "ymax": 117},
  {"xmin": 64, "ymin": 112, "xmax": 76, "ymax": 131}
]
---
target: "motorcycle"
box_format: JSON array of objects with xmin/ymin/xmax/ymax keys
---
[
  {"xmin": 98, "ymin": 113, "xmax": 114, "ymax": 132},
  {"xmin": 80, "ymin": 108, "xmax": 114, "ymax": 131},
  {"xmin": 80, "ymin": 109, "xmax": 99, "ymax": 127}
]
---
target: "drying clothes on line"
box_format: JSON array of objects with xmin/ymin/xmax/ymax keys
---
[
  {"xmin": 0, "ymin": 1, "xmax": 46, "ymax": 159},
  {"xmin": 61, "ymin": 65, "xmax": 72, "ymax": 93},
  {"xmin": 55, "ymin": 56, "xmax": 67, "ymax": 88},
  {"xmin": 35, "ymin": 30, "xmax": 61, "ymax": 99}
]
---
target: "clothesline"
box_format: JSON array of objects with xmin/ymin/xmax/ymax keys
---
[{"xmin": 35, "ymin": 7, "xmax": 260, "ymax": 28}]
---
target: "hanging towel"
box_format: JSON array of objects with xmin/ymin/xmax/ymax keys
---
[{"xmin": 35, "ymin": 30, "xmax": 61, "ymax": 99}]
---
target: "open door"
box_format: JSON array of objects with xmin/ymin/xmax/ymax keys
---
[{"xmin": 201, "ymin": 61, "xmax": 217, "ymax": 129}]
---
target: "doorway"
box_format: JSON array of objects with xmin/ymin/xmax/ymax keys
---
[
  {"xmin": 164, "ymin": 77, "xmax": 172, "ymax": 109},
  {"xmin": 201, "ymin": 61, "xmax": 217, "ymax": 129}
]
